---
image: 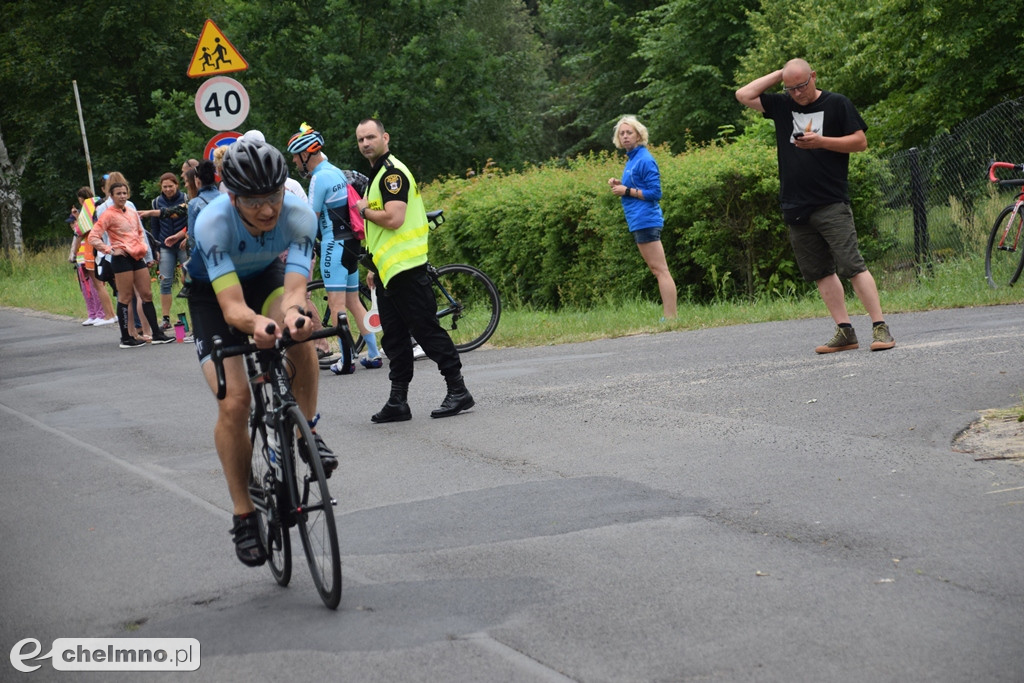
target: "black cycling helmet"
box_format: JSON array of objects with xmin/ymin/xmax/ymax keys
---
[{"xmin": 220, "ymin": 139, "xmax": 288, "ymax": 196}]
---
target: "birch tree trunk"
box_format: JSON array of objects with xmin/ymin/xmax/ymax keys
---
[{"xmin": 0, "ymin": 120, "xmax": 27, "ymax": 259}]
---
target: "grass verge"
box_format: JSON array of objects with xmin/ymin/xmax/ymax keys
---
[{"xmin": 2, "ymin": 248, "xmax": 1021, "ymax": 348}]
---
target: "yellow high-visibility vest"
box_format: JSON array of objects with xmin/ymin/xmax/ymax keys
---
[{"xmin": 364, "ymin": 155, "xmax": 429, "ymax": 287}]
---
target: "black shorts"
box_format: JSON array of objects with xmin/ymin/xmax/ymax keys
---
[
  {"xmin": 111, "ymin": 253, "xmax": 148, "ymax": 273},
  {"xmin": 187, "ymin": 260, "xmax": 286, "ymax": 363}
]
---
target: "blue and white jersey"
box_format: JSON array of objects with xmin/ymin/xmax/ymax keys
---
[
  {"xmin": 187, "ymin": 192, "xmax": 316, "ymax": 287},
  {"xmin": 308, "ymin": 160, "xmax": 348, "ymax": 241}
]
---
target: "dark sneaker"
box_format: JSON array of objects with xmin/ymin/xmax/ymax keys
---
[
  {"xmin": 161, "ymin": 317, "xmax": 172, "ymax": 331},
  {"xmin": 150, "ymin": 335, "xmax": 174, "ymax": 345},
  {"xmin": 814, "ymin": 325, "xmax": 859, "ymax": 354},
  {"xmin": 360, "ymin": 355, "xmax": 383, "ymax": 369},
  {"xmin": 870, "ymin": 323, "xmax": 896, "ymax": 351},
  {"xmin": 230, "ymin": 513, "xmax": 266, "ymax": 567},
  {"xmin": 176, "ymin": 283, "xmax": 191, "ymax": 300},
  {"xmin": 329, "ymin": 359, "xmax": 356, "ymax": 375},
  {"xmin": 119, "ymin": 338, "xmax": 146, "ymax": 349}
]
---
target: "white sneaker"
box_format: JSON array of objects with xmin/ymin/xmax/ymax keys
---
[
  {"xmin": 94, "ymin": 317, "xmax": 117, "ymax": 326},
  {"xmin": 82, "ymin": 318, "xmax": 97, "ymax": 326},
  {"xmin": 412, "ymin": 343, "xmax": 426, "ymax": 360}
]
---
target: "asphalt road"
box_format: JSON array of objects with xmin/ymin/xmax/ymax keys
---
[{"xmin": 1, "ymin": 305, "xmax": 1023, "ymax": 682}]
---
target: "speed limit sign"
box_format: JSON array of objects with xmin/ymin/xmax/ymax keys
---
[{"xmin": 195, "ymin": 76, "xmax": 250, "ymax": 131}]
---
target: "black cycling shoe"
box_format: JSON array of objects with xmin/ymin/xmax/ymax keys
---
[
  {"xmin": 231, "ymin": 513, "xmax": 266, "ymax": 567},
  {"xmin": 299, "ymin": 431, "xmax": 337, "ymax": 479}
]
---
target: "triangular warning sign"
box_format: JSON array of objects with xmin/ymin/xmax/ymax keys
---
[{"xmin": 187, "ymin": 19, "xmax": 249, "ymax": 78}]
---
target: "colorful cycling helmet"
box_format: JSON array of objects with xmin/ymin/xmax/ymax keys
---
[
  {"xmin": 220, "ymin": 139, "xmax": 288, "ymax": 196},
  {"xmin": 286, "ymin": 123, "xmax": 324, "ymax": 155}
]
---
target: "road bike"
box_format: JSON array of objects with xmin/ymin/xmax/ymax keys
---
[
  {"xmin": 210, "ymin": 316, "xmax": 346, "ymax": 609},
  {"xmin": 985, "ymin": 161, "xmax": 1024, "ymax": 288},
  {"xmin": 306, "ymin": 209, "xmax": 502, "ymax": 360}
]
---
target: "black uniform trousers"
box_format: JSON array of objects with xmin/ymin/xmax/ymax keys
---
[{"xmin": 377, "ymin": 264, "xmax": 462, "ymax": 384}]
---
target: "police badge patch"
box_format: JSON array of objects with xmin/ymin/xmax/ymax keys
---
[{"xmin": 384, "ymin": 174, "xmax": 403, "ymax": 194}]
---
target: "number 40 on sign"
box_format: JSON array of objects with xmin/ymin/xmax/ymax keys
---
[{"xmin": 195, "ymin": 76, "xmax": 250, "ymax": 132}]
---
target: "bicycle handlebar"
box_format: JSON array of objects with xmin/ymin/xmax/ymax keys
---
[
  {"xmin": 988, "ymin": 161, "xmax": 1024, "ymax": 187},
  {"xmin": 211, "ymin": 312, "xmax": 348, "ymax": 400}
]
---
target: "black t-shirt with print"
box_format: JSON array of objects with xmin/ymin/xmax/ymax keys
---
[{"xmin": 761, "ymin": 90, "xmax": 868, "ymax": 211}]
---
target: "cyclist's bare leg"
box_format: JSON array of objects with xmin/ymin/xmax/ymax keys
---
[
  {"xmin": 202, "ymin": 356, "xmax": 255, "ymax": 515},
  {"xmin": 326, "ymin": 290, "xmax": 347, "ymax": 332},
  {"xmin": 303, "ymin": 276, "xmax": 327, "ymax": 356},
  {"xmin": 346, "ymin": 289, "xmax": 371, "ymax": 337},
  {"xmin": 637, "ymin": 241, "xmax": 677, "ymax": 319},
  {"xmin": 286, "ymin": 340, "xmax": 318, "ymax": 419},
  {"xmin": 265, "ymin": 294, "xmax": 319, "ymax": 419}
]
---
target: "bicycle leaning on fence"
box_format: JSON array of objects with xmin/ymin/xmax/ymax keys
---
[
  {"xmin": 985, "ymin": 161, "xmax": 1024, "ymax": 288},
  {"xmin": 210, "ymin": 315, "xmax": 347, "ymax": 609},
  {"xmin": 305, "ymin": 209, "xmax": 501, "ymax": 369}
]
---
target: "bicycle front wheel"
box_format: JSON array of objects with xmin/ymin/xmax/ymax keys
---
[
  {"xmin": 249, "ymin": 413, "xmax": 291, "ymax": 586},
  {"xmin": 284, "ymin": 405, "xmax": 342, "ymax": 609},
  {"xmin": 985, "ymin": 204, "xmax": 1024, "ymax": 288},
  {"xmin": 433, "ymin": 264, "xmax": 501, "ymax": 352}
]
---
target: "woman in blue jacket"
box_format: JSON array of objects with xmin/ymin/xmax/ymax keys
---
[{"xmin": 608, "ymin": 116, "xmax": 677, "ymax": 320}]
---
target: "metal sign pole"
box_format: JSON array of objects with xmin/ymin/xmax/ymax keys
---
[{"xmin": 72, "ymin": 80, "xmax": 95, "ymax": 196}]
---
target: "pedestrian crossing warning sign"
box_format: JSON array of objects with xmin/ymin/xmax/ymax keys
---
[{"xmin": 187, "ymin": 19, "xmax": 248, "ymax": 78}]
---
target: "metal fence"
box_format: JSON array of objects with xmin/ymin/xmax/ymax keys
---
[{"xmin": 869, "ymin": 96, "xmax": 1024, "ymax": 286}]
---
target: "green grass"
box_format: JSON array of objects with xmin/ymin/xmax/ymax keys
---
[
  {"xmin": 2, "ymin": 247, "xmax": 1022, "ymax": 347},
  {"xmin": 0, "ymin": 248, "xmax": 191, "ymax": 322}
]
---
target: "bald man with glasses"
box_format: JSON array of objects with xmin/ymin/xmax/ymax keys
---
[{"xmin": 736, "ymin": 58, "xmax": 895, "ymax": 354}]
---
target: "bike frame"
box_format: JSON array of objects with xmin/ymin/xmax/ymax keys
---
[{"xmin": 987, "ymin": 161, "xmax": 1024, "ymax": 251}]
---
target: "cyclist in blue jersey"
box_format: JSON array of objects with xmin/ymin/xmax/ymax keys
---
[
  {"xmin": 186, "ymin": 138, "xmax": 337, "ymax": 568},
  {"xmin": 287, "ymin": 123, "xmax": 382, "ymax": 373}
]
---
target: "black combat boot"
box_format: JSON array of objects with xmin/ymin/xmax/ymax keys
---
[
  {"xmin": 430, "ymin": 374, "xmax": 475, "ymax": 418},
  {"xmin": 371, "ymin": 381, "xmax": 412, "ymax": 423}
]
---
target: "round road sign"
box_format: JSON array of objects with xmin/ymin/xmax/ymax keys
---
[
  {"xmin": 195, "ymin": 76, "xmax": 250, "ymax": 131},
  {"xmin": 203, "ymin": 131, "xmax": 242, "ymax": 181}
]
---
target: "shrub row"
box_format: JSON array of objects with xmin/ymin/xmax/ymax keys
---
[{"xmin": 422, "ymin": 129, "xmax": 887, "ymax": 309}]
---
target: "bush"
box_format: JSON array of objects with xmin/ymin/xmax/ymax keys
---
[{"xmin": 423, "ymin": 130, "xmax": 885, "ymax": 309}]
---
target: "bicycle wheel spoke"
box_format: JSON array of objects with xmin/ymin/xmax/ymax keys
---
[
  {"xmin": 986, "ymin": 205, "xmax": 1024, "ymax": 288},
  {"xmin": 250, "ymin": 412, "xmax": 291, "ymax": 586},
  {"xmin": 285, "ymin": 406, "xmax": 342, "ymax": 609}
]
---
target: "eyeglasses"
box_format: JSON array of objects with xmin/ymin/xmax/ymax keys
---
[
  {"xmin": 783, "ymin": 75, "xmax": 813, "ymax": 94},
  {"xmin": 235, "ymin": 188, "xmax": 285, "ymax": 210}
]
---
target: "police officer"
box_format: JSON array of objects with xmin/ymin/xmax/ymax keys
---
[{"xmin": 354, "ymin": 118, "xmax": 474, "ymax": 422}]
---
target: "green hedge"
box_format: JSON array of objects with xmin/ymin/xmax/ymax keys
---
[{"xmin": 422, "ymin": 131, "xmax": 887, "ymax": 309}]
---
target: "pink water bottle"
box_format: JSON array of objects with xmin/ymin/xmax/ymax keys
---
[{"xmin": 174, "ymin": 322, "xmax": 186, "ymax": 342}]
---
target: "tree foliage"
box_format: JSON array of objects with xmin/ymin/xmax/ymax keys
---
[
  {"xmin": 737, "ymin": 0, "xmax": 1024, "ymax": 149},
  {"xmin": 2, "ymin": 0, "xmax": 1021, "ymax": 251}
]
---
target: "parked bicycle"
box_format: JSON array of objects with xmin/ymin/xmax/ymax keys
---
[
  {"xmin": 210, "ymin": 316, "xmax": 346, "ymax": 609},
  {"xmin": 306, "ymin": 209, "xmax": 501, "ymax": 364},
  {"xmin": 985, "ymin": 161, "xmax": 1024, "ymax": 288}
]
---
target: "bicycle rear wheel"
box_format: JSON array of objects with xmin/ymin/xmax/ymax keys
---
[
  {"xmin": 305, "ymin": 279, "xmax": 362, "ymax": 362},
  {"xmin": 985, "ymin": 204, "xmax": 1024, "ymax": 288},
  {"xmin": 284, "ymin": 405, "xmax": 342, "ymax": 609},
  {"xmin": 432, "ymin": 263, "xmax": 501, "ymax": 352},
  {"xmin": 249, "ymin": 413, "xmax": 291, "ymax": 586}
]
